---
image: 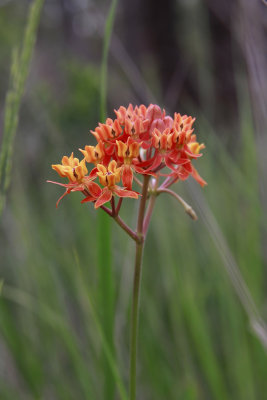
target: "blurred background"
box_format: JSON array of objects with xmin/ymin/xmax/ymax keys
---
[{"xmin": 0, "ymin": 0, "xmax": 267, "ymax": 399}]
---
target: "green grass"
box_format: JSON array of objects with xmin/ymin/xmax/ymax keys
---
[{"xmin": 0, "ymin": 0, "xmax": 44, "ymax": 219}]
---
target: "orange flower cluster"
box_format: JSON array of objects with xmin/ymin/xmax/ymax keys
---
[{"xmin": 49, "ymin": 104, "xmax": 206, "ymax": 208}]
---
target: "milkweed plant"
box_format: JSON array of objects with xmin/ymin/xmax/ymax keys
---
[{"xmin": 48, "ymin": 103, "xmax": 206, "ymax": 400}]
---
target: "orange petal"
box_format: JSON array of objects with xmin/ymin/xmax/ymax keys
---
[
  {"xmin": 52, "ymin": 164, "xmax": 68, "ymax": 178},
  {"xmin": 116, "ymin": 140, "xmax": 127, "ymax": 158},
  {"xmin": 108, "ymin": 160, "xmax": 117, "ymax": 173},
  {"xmin": 97, "ymin": 163, "xmax": 107, "ymax": 174}
]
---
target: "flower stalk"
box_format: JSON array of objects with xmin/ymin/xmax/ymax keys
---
[
  {"xmin": 129, "ymin": 175, "xmax": 150, "ymax": 399},
  {"xmin": 158, "ymin": 187, "xmax": 198, "ymax": 220},
  {"xmin": 129, "ymin": 239, "xmax": 145, "ymax": 400}
]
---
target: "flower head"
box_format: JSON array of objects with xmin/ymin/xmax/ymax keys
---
[{"xmin": 49, "ymin": 104, "xmax": 206, "ymax": 210}]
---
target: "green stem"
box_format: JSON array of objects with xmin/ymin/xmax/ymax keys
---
[
  {"xmin": 157, "ymin": 188, "xmax": 198, "ymax": 220},
  {"xmin": 100, "ymin": 0, "xmax": 119, "ymax": 121},
  {"xmin": 129, "ymin": 241, "xmax": 144, "ymax": 400},
  {"xmin": 143, "ymin": 194, "xmax": 157, "ymax": 236},
  {"xmin": 137, "ymin": 176, "xmax": 150, "ymax": 234},
  {"xmin": 129, "ymin": 175, "xmax": 150, "ymax": 400}
]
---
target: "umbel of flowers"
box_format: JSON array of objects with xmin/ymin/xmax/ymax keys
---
[
  {"xmin": 48, "ymin": 103, "xmax": 206, "ymax": 400},
  {"xmin": 49, "ymin": 104, "xmax": 206, "ymax": 212}
]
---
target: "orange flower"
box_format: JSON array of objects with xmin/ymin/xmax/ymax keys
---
[
  {"xmin": 82, "ymin": 160, "xmax": 139, "ymax": 208},
  {"xmin": 151, "ymin": 128, "xmax": 173, "ymax": 152},
  {"xmin": 48, "ymin": 153, "xmax": 101, "ymax": 207},
  {"xmin": 97, "ymin": 160, "xmax": 121, "ymax": 187},
  {"xmin": 91, "ymin": 118, "xmax": 122, "ymax": 142},
  {"xmin": 116, "ymin": 137, "xmax": 155, "ymax": 189},
  {"xmin": 116, "ymin": 137, "xmax": 140, "ymax": 163},
  {"xmin": 187, "ymin": 135, "xmax": 205, "ymax": 156},
  {"xmin": 114, "ymin": 104, "xmax": 147, "ymax": 125},
  {"xmin": 114, "ymin": 104, "xmax": 150, "ymax": 141},
  {"xmin": 49, "ymin": 104, "xmax": 206, "ymax": 209},
  {"xmin": 79, "ymin": 141, "xmax": 106, "ymax": 165},
  {"xmin": 52, "ymin": 152, "xmax": 88, "ymax": 182}
]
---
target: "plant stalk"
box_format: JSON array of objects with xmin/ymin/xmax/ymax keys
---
[
  {"xmin": 129, "ymin": 240, "xmax": 144, "ymax": 400},
  {"xmin": 129, "ymin": 175, "xmax": 150, "ymax": 400}
]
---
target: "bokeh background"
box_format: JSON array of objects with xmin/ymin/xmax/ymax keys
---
[{"xmin": 0, "ymin": 0, "xmax": 267, "ymax": 399}]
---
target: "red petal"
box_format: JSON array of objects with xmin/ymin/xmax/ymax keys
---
[
  {"xmin": 81, "ymin": 196, "xmax": 96, "ymax": 203},
  {"xmin": 95, "ymin": 189, "xmax": 112, "ymax": 208},
  {"xmin": 182, "ymin": 161, "xmax": 192, "ymax": 172},
  {"xmin": 191, "ymin": 166, "xmax": 207, "ymax": 187},
  {"xmin": 175, "ymin": 158, "xmax": 190, "ymax": 165},
  {"xmin": 165, "ymin": 156, "xmax": 176, "ymax": 172},
  {"xmin": 56, "ymin": 189, "xmax": 71, "ymax": 208},
  {"xmin": 87, "ymin": 181, "xmax": 102, "ymax": 197},
  {"xmin": 122, "ymin": 165, "xmax": 133, "ymax": 189},
  {"xmin": 105, "ymin": 143, "xmax": 116, "ymax": 155},
  {"xmin": 168, "ymin": 152, "xmax": 189, "ymax": 165},
  {"xmin": 139, "ymin": 131, "xmax": 150, "ymax": 141},
  {"xmin": 70, "ymin": 185, "xmax": 86, "ymax": 192},
  {"xmin": 178, "ymin": 169, "xmax": 190, "ymax": 180},
  {"xmin": 47, "ymin": 180, "xmax": 73, "ymax": 188},
  {"xmin": 184, "ymin": 149, "xmax": 202, "ymax": 159},
  {"xmin": 140, "ymin": 140, "xmax": 151, "ymax": 149},
  {"xmin": 184, "ymin": 144, "xmax": 202, "ymax": 159},
  {"xmin": 136, "ymin": 155, "xmax": 157, "ymax": 168},
  {"xmin": 114, "ymin": 187, "xmax": 139, "ymax": 199},
  {"xmin": 146, "ymin": 153, "xmax": 162, "ymax": 171},
  {"xmin": 133, "ymin": 165, "xmax": 157, "ymax": 177},
  {"xmin": 88, "ymin": 167, "xmax": 98, "ymax": 179}
]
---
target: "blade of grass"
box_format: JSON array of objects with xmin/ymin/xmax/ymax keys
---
[
  {"xmin": 0, "ymin": 0, "xmax": 44, "ymax": 218},
  {"xmin": 98, "ymin": 0, "xmax": 119, "ymax": 398},
  {"xmin": 187, "ymin": 181, "xmax": 267, "ymax": 350},
  {"xmin": 152, "ymin": 203, "xmax": 228, "ymax": 399},
  {"xmin": 0, "ymin": 284, "xmax": 95, "ymax": 399},
  {"xmin": 100, "ymin": 0, "xmax": 119, "ymax": 120},
  {"xmin": 73, "ymin": 250, "xmax": 129, "ymax": 400}
]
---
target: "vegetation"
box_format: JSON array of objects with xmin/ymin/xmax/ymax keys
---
[{"xmin": 0, "ymin": 1, "xmax": 266, "ymax": 399}]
